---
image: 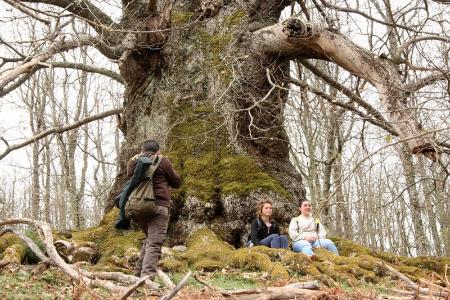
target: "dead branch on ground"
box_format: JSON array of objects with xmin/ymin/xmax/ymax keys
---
[{"xmin": 0, "ymin": 218, "xmax": 162, "ymax": 297}]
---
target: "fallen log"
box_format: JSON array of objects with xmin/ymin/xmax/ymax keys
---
[
  {"xmin": 54, "ymin": 239, "xmax": 99, "ymax": 263},
  {"xmin": 223, "ymin": 285, "xmax": 331, "ymax": 300},
  {"xmin": 1, "ymin": 243, "xmax": 27, "ymax": 264}
]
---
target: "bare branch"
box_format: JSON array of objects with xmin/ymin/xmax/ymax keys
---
[
  {"xmin": 0, "ymin": 35, "xmax": 125, "ymax": 96},
  {"xmin": 3, "ymin": 0, "xmax": 51, "ymax": 25},
  {"xmin": 0, "ymin": 228, "xmax": 49, "ymax": 263},
  {"xmin": 406, "ymin": 71, "xmax": 450, "ymax": 92},
  {"xmin": 118, "ymin": 275, "xmax": 152, "ymax": 300},
  {"xmin": 0, "ymin": 107, "xmax": 123, "ymax": 160},
  {"xmin": 160, "ymin": 270, "xmax": 192, "ymax": 300},
  {"xmin": 299, "ymin": 59, "xmax": 392, "ymax": 128},
  {"xmin": 289, "ymin": 77, "xmax": 398, "ymax": 135},
  {"xmin": 318, "ymin": 0, "xmax": 428, "ymax": 34},
  {"xmin": 310, "ymin": 0, "xmax": 333, "ymax": 27},
  {"xmin": 157, "ymin": 269, "xmax": 176, "ymax": 289},
  {"xmin": 296, "ymin": 0, "xmax": 311, "ymax": 21},
  {"xmin": 0, "ymin": 68, "xmax": 38, "ymax": 97},
  {"xmin": 18, "ymin": 0, "xmax": 118, "ymax": 35},
  {"xmin": 48, "ymin": 62, "xmax": 123, "ymax": 83},
  {"xmin": 254, "ymin": 18, "xmax": 436, "ymax": 158},
  {"xmin": 393, "ymin": 35, "xmax": 450, "ymax": 63},
  {"xmin": 0, "ymin": 37, "xmax": 87, "ymax": 92}
]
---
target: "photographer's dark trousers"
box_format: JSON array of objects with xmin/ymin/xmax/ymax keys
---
[{"xmin": 133, "ymin": 205, "xmax": 170, "ymax": 278}]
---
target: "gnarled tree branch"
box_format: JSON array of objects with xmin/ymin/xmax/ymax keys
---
[
  {"xmin": 0, "ymin": 107, "xmax": 123, "ymax": 160},
  {"xmin": 18, "ymin": 0, "xmax": 118, "ymax": 35},
  {"xmin": 253, "ymin": 18, "xmax": 437, "ymax": 159}
]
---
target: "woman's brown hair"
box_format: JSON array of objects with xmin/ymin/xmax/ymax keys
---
[
  {"xmin": 298, "ymin": 198, "xmax": 311, "ymax": 214},
  {"xmin": 256, "ymin": 199, "xmax": 273, "ymax": 220}
]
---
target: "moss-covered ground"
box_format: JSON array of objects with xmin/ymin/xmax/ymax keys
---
[{"xmin": 1, "ymin": 216, "xmax": 449, "ymax": 299}]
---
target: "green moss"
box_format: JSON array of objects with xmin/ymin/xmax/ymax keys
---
[
  {"xmin": 251, "ymin": 245, "xmax": 289, "ymax": 261},
  {"xmin": 172, "ymin": 11, "xmax": 194, "ymax": 26},
  {"xmin": 24, "ymin": 230, "xmax": 46, "ymax": 263},
  {"xmin": 268, "ymin": 262, "xmax": 290, "ymax": 280},
  {"xmin": 337, "ymin": 264, "xmax": 377, "ymax": 282},
  {"xmin": 331, "ymin": 237, "xmax": 374, "ymax": 257},
  {"xmin": 230, "ymin": 248, "xmax": 289, "ymax": 280},
  {"xmin": 281, "ymin": 252, "xmax": 321, "ymax": 276},
  {"xmin": 231, "ymin": 248, "xmax": 271, "ymax": 271},
  {"xmin": 160, "ymin": 258, "xmax": 189, "ymax": 273},
  {"xmin": 315, "ymin": 262, "xmax": 355, "ymax": 284},
  {"xmin": 219, "ymin": 156, "xmax": 290, "ymax": 198},
  {"xmin": 99, "ymin": 209, "xmax": 119, "ymax": 226},
  {"xmin": 70, "ymin": 208, "xmax": 146, "ymax": 268},
  {"xmin": 2, "ymin": 243, "xmax": 27, "ymax": 263},
  {"xmin": 353, "ymin": 255, "xmax": 380, "ymax": 271},
  {"xmin": 332, "ymin": 237, "xmax": 450, "ymax": 278},
  {"xmin": 401, "ymin": 256, "xmax": 450, "ymax": 274},
  {"xmin": 223, "ymin": 10, "xmax": 246, "ymax": 28},
  {"xmin": 194, "ymin": 258, "xmax": 226, "ymax": 271},
  {"xmin": 195, "ymin": 31, "xmax": 233, "ymax": 83},
  {"xmin": 0, "ymin": 233, "xmax": 21, "ymax": 253},
  {"xmin": 183, "ymin": 154, "xmax": 217, "ymax": 202},
  {"xmin": 184, "ymin": 228, "xmax": 234, "ymax": 265},
  {"xmin": 97, "ymin": 230, "xmax": 144, "ymax": 264},
  {"xmin": 395, "ymin": 265, "xmax": 428, "ymax": 281}
]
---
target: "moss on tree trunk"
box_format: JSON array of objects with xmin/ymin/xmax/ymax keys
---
[{"xmin": 106, "ymin": 1, "xmax": 304, "ymax": 246}]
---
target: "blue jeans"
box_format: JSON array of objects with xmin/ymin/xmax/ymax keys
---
[
  {"xmin": 292, "ymin": 239, "xmax": 339, "ymax": 256},
  {"xmin": 260, "ymin": 234, "xmax": 289, "ymax": 249}
]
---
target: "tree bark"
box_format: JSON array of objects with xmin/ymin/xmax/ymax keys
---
[
  {"xmin": 107, "ymin": 0, "xmax": 303, "ymax": 245},
  {"xmin": 416, "ymin": 157, "xmax": 442, "ymax": 256},
  {"xmin": 397, "ymin": 145, "xmax": 429, "ymax": 255}
]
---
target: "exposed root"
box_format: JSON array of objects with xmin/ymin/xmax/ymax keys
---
[
  {"xmin": 382, "ymin": 262, "xmax": 449, "ymax": 299},
  {"xmin": 0, "ymin": 218, "xmax": 161, "ymax": 297}
]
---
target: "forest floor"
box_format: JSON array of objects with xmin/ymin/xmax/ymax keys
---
[
  {"xmin": 1, "ymin": 213, "xmax": 449, "ymax": 299},
  {"xmin": 0, "ymin": 264, "xmax": 415, "ymax": 300}
]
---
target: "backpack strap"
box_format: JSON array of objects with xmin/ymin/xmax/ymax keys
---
[{"xmin": 145, "ymin": 155, "xmax": 162, "ymax": 178}]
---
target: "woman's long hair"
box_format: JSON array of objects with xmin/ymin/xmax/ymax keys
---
[{"xmin": 256, "ymin": 199, "xmax": 273, "ymax": 220}]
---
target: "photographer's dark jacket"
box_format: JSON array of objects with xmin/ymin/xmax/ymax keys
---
[
  {"xmin": 115, "ymin": 152, "xmax": 181, "ymax": 229},
  {"xmin": 126, "ymin": 152, "xmax": 181, "ymax": 207}
]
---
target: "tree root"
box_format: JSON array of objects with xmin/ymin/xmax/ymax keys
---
[
  {"xmin": 0, "ymin": 218, "xmax": 164, "ymax": 298},
  {"xmin": 382, "ymin": 262, "xmax": 449, "ymax": 299}
]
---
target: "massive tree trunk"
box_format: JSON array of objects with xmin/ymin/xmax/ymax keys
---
[{"xmin": 107, "ymin": 0, "xmax": 304, "ymax": 245}]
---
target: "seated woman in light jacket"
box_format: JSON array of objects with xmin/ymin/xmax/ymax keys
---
[{"xmin": 288, "ymin": 199, "xmax": 339, "ymax": 257}]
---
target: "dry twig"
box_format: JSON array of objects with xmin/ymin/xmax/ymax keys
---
[
  {"xmin": 117, "ymin": 275, "xmax": 152, "ymax": 300},
  {"xmin": 160, "ymin": 270, "xmax": 193, "ymax": 300}
]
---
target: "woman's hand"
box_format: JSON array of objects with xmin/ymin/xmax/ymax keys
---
[{"xmin": 305, "ymin": 235, "xmax": 317, "ymax": 242}]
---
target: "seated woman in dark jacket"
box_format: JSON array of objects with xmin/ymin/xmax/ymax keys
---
[{"xmin": 249, "ymin": 199, "xmax": 288, "ymax": 249}]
